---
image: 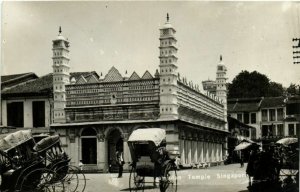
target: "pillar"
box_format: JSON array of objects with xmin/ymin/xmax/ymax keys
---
[
  {"xmin": 193, "ymin": 141, "xmax": 198, "ymax": 164},
  {"xmin": 199, "ymin": 141, "xmax": 203, "ymax": 163},
  {"xmin": 180, "ymin": 139, "xmax": 185, "ymax": 164},
  {"xmin": 98, "ymin": 137, "xmax": 106, "ymax": 172},
  {"xmin": 187, "ymin": 140, "xmax": 192, "ymax": 164},
  {"xmin": 123, "ymin": 133, "xmax": 130, "ymax": 171}
]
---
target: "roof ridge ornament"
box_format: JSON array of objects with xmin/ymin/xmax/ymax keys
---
[
  {"xmin": 220, "ymin": 55, "xmax": 222, "ymax": 62},
  {"xmin": 167, "ymin": 13, "xmax": 169, "ymax": 22},
  {"xmin": 59, "ymin": 26, "xmax": 62, "ymax": 35}
]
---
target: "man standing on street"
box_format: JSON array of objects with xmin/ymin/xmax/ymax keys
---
[{"xmin": 116, "ymin": 149, "xmax": 124, "ymax": 178}]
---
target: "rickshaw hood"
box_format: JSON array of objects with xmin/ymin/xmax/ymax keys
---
[{"xmin": 128, "ymin": 128, "xmax": 166, "ymax": 147}]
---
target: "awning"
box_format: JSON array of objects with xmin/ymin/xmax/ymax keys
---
[
  {"xmin": 276, "ymin": 137, "xmax": 298, "ymax": 145},
  {"xmin": 234, "ymin": 142, "xmax": 252, "ymax": 151}
]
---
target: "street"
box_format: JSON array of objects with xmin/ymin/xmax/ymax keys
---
[{"xmin": 84, "ymin": 163, "xmax": 249, "ymax": 192}]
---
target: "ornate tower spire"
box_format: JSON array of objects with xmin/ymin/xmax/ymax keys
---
[
  {"xmin": 159, "ymin": 14, "xmax": 178, "ymax": 120},
  {"xmin": 52, "ymin": 28, "xmax": 70, "ymax": 123},
  {"xmin": 216, "ymin": 55, "xmax": 227, "ymax": 130}
]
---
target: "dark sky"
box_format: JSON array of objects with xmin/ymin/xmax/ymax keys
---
[{"xmin": 2, "ymin": 1, "xmax": 299, "ymax": 87}]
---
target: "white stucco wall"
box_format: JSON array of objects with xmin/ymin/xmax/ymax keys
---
[{"xmin": 1, "ymin": 98, "xmax": 52, "ymax": 128}]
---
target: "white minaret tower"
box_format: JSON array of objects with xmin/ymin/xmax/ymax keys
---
[
  {"xmin": 159, "ymin": 14, "xmax": 178, "ymax": 119},
  {"xmin": 52, "ymin": 27, "xmax": 70, "ymax": 123},
  {"xmin": 216, "ymin": 55, "xmax": 227, "ymax": 130}
]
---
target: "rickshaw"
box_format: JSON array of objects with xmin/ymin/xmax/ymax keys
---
[
  {"xmin": 32, "ymin": 135, "xmax": 86, "ymax": 192},
  {"xmin": 246, "ymin": 138, "xmax": 299, "ymax": 192},
  {"xmin": 0, "ymin": 130, "xmax": 63, "ymax": 192},
  {"xmin": 276, "ymin": 137, "xmax": 299, "ymax": 191},
  {"xmin": 128, "ymin": 128, "xmax": 177, "ymax": 192},
  {"xmin": 0, "ymin": 130, "xmax": 86, "ymax": 192}
]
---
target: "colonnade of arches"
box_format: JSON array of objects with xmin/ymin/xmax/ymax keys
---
[
  {"xmin": 74, "ymin": 125, "xmax": 226, "ymax": 171},
  {"xmin": 77, "ymin": 126, "xmax": 148, "ymax": 172}
]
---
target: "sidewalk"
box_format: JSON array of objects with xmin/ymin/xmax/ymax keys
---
[{"xmin": 83, "ymin": 163, "xmax": 249, "ymax": 192}]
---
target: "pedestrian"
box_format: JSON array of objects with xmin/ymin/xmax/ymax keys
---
[
  {"xmin": 240, "ymin": 152, "xmax": 244, "ymax": 168},
  {"xmin": 78, "ymin": 160, "xmax": 84, "ymax": 171},
  {"xmin": 116, "ymin": 149, "xmax": 124, "ymax": 178},
  {"xmin": 175, "ymin": 155, "xmax": 181, "ymax": 170}
]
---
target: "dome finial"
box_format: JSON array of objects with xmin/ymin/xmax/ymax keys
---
[
  {"xmin": 220, "ymin": 55, "xmax": 222, "ymax": 62},
  {"xmin": 59, "ymin": 26, "xmax": 62, "ymax": 35},
  {"xmin": 167, "ymin": 13, "xmax": 169, "ymax": 22}
]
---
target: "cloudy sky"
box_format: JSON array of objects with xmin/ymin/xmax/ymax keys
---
[{"xmin": 2, "ymin": 1, "xmax": 299, "ymax": 87}]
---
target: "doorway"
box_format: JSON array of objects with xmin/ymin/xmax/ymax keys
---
[
  {"xmin": 107, "ymin": 129, "xmax": 123, "ymax": 172},
  {"xmin": 81, "ymin": 128, "xmax": 97, "ymax": 164}
]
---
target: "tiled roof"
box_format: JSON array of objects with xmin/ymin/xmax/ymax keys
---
[
  {"xmin": 1, "ymin": 72, "xmax": 37, "ymax": 83},
  {"xmin": 228, "ymin": 96, "xmax": 292, "ymax": 112},
  {"xmin": 129, "ymin": 72, "xmax": 140, "ymax": 80},
  {"xmin": 76, "ymin": 75, "xmax": 87, "ymax": 84},
  {"xmin": 85, "ymin": 74, "xmax": 99, "ymax": 83},
  {"xmin": 228, "ymin": 98, "xmax": 262, "ymax": 112},
  {"xmin": 286, "ymin": 96, "xmax": 300, "ymax": 104},
  {"xmin": 232, "ymin": 102, "xmax": 260, "ymax": 112},
  {"xmin": 227, "ymin": 103, "xmax": 236, "ymax": 112},
  {"xmin": 2, "ymin": 73, "xmax": 53, "ymax": 96},
  {"xmin": 2, "ymin": 71, "xmax": 96, "ymax": 97},
  {"xmin": 70, "ymin": 71, "xmax": 99, "ymax": 81},
  {"xmin": 141, "ymin": 71, "xmax": 153, "ymax": 79},
  {"xmin": 260, "ymin": 97, "xmax": 285, "ymax": 108},
  {"xmin": 103, "ymin": 67, "xmax": 123, "ymax": 82}
]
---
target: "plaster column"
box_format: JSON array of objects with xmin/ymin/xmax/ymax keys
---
[
  {"xmin": 193, "ymin": 140, "xmax": 197, "ymax": 164},
  {"xmin": 199, "ymin": 141, "xmax": 203, "ymax": 163},
  {"xmin": 123, "ymin": 133, "xmax": 130, "ymax": 171},
  {"xmin": 180, "ymin": 139, "xmax": 185, "ymax": 164},
  {"xmin": 216, "ymin": 143, "xmax": 219, "ymax": 161},
  {"xmin": 220, "ymin": 143, "xmax": 223, "ymax": 161},
  {"xmin": 187, "ymin": 140, "xmax": 192, "ymax": 164},
  {"xmin": 98, "ymin": 135, "xmax": 106, "ymax": 172},
  {"xmin": 204, "ymin": 142, "xmax": 208, "ymax": 162}
]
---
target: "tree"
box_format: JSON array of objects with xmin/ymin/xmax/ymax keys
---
[
  {"xmin": 286, "ymin": 83, "xmax": 300, "ymax": 95},
  {"xmin": 267, "ymin": 82, "xmax": 284, "ymax": 97},
  {"xmin": 228, "ymin": 70, "xmax": 284, "ymax": 98}
]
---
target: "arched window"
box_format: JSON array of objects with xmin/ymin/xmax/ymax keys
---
[{"xmin": 81, "ymin": 128, "xmax": 97, "ymax": 136}]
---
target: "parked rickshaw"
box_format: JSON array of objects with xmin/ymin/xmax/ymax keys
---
[
  {"xmin": 128, "ymin": 128, "xmax": 177, "ymax": 192},
  {"xmin": 246, "ymin": 138, "xmax": 299, "ymax": 192},
  {"xmin": 33, "ymin": 135, "xmax": 86, "ymax": 192},
  {"xmin": 276, "ymin": 137, "xmax": 299, "ymax": 179},
  {"xmin": 0, "ymin": 130, "xmax": 86, "ymax": 192}
]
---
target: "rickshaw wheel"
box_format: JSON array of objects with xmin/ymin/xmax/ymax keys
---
[
  {"xmin": 160, "ymin": 162, "xmax": 177, "ymax": 192},
  {"xmin": 129, "ymin": 166, "xmax": 145, "ymax": 192},
  {"xmin": 55, "ymin": 165, "xmax": 86, "ymax": 192},
  {"xmin": 19, "ymin": 168, "xmax": 65, "ymax": 192}
]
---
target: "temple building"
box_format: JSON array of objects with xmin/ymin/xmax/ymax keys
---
[{"xmin": 46, "ymin": 15, "xmax": 228, "ymax": 172}]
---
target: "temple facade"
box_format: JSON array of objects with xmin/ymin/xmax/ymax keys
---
[{"xmin": 51, "ymin": 15, "xmax": 229, "ymax": 172}]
